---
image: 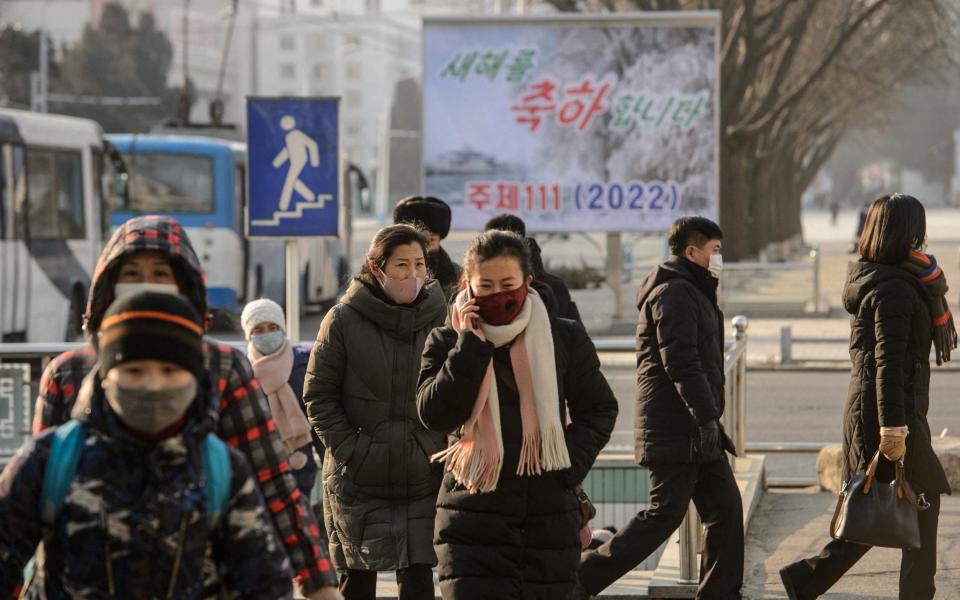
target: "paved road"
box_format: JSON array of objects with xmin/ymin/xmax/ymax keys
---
[
  {"xmin": 744, "ymin": 488, "xmax": 960, "ymax": 599},
  {"xmin": 600, "ymin": 367, "xmax": 960, "ymax": 482}
]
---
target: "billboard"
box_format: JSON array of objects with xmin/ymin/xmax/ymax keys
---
[{"xmin": 423, "ymin": 13, "xmax": 720, "ymax": 232}]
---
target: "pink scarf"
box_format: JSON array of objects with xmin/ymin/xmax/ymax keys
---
[
  {"xmin": 432, "ymin": 288, "xmax": 570, "ymax": 493},
  {"xmin": 249, "ymin": 339, "xmax": 313, "ymax": 455}
]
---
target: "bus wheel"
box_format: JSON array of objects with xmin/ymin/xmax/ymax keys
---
[{"xmin": 66, "ymin": 287, "xmax": 85, "ymax": 342}]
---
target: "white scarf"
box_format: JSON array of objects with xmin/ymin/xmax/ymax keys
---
[{"xmin": 433, "ymin": 288, "xmax": 570, "ymax": 493}]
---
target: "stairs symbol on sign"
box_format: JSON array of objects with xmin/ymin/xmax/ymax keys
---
[{"xmin": 251, "ymin": 195, "xmax": 333, "ymax": 227}]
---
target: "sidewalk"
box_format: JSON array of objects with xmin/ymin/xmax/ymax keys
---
[{"xmin": 743, "ymin": 488, "xmax": 960, "ymax": 599}]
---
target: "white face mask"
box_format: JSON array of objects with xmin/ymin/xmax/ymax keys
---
[
  {"xmin": 708, "ymin": 254, "xmax": 723, "ymax": 279},
  {"xmin": 114, "ymin": 282, "xmax": 180, "ymax": 298}
]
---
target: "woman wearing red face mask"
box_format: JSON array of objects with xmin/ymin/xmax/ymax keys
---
[
  {"xmin": 304, "ymin": 224, "xmax": 448, "ymax": 600},
  {"xmin": 417, "ymin": 230, "xmax": 618, "ymax": 600}
]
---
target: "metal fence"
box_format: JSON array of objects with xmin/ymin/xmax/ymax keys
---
[{"xmin": 719, "ymin": 246, "xmax": 822, "ymax": 314}]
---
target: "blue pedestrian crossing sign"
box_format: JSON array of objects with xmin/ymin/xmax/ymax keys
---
[{"xmin": 246, "ymin": 97, "xmax": 340, "ymax": 238}]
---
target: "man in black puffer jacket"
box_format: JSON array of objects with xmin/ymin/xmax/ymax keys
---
[{"xmin": 575, "ymin": 217, "xmax": 743, "ymax": 600}]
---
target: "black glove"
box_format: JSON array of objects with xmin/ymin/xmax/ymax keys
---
[{"xmin": 698, "ymin": 420, "xmax": 725, "ymax": 462}]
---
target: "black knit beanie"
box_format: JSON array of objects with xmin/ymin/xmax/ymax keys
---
[
  {"xmin": 393, "ymin": 195, "xmax": 452, "ymax": 239},
  {"xmin": 98, "ymin": 290, "xmax": 205, "ymax": 382}
]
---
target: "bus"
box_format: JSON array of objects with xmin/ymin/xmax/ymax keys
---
[
  {"xmin": 106, "ymin": 134, "xmax": 348, "ymax": 322},
  {"xmin": 0, "ymin": 108, "xmax": 128, "ymax": 342}
]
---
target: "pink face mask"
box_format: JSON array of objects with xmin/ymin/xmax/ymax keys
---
[{"xmin": 378, "ymin": 273, "xmax": 425, "ymax": 305}]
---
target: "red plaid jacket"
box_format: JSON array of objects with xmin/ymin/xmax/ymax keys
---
[{"xmin": 33, "ymin": 340, "xmax": 338, "ymax": 593}]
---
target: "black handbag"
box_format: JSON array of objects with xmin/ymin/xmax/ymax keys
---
[{"xmin": 830, "ymin": 451, "xmax": 931, "ymax": 549}]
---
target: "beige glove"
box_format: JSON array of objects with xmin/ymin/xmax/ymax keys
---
[{"xmin": 879, "ymin": 434, "xmax": 906, "ymax": 461}]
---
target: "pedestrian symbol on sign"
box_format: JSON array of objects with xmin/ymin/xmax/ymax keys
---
[
  {"xmin": 273, "ymin": 115, "xmax": 322, "ymax": 211},
  {"xmin": 246, "ymin": 97, "xmax": 339, "ymax": 237}
]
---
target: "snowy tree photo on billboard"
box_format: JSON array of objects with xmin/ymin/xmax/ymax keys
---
[{"xmin": 423, "ymin": 13, "xmax": 719, "ymax": 232}]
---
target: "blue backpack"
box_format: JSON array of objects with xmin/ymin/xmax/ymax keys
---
[
  {"xmin": 23, "ymin": 420, "xmax": 231, "ymax": 588},
  {"xmin": 40, "ymin": 419, "xmax": 231, "ymax": 526}
]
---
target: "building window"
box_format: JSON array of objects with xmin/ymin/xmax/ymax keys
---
[
  {"xmin": 313, "ymin": 63, "xmax": 324, "ymax": 80},
  {"xmin": 345, "ymin": 62, "xmax": 361, "ymax": 80},
  {"xmin": 345, "ymin": 121, "xmax": 363, "ymax": 137},
  {"xmin": 344, "ymin": 34, "xmax": 361, "ymax": 52},
  {"xmin": 281, "ymin": 63, "xmax": 296, "ymax": 79},
  {"xmin": 345, "ymin": 89, "xmax": 362, "ymax": 106},
  {"xmin": 279, "ymin": 35, "xmax": 295, "ymax": 51}
]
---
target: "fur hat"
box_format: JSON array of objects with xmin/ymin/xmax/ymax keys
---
[
  {"xmin": 393, "ymin": 195, "xmax": 452, "ymax": 239},
  {"xmin": 241, "ymin": 298, "xmax": 286, "ymax": 338}
]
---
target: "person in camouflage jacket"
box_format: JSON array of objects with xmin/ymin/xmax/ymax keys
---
[
  {"xmin": 0, "ymin": 291, "xmax": 293, "ymax": 598},
  {"xmin": 30, "ymin": 216, "xmax": 339, "ymax": 598}
]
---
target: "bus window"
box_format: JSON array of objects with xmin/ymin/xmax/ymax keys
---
[
  {"xmin": 95, "ymin": 146, "xmax": 129, "ymax": 236},
  {"xmin": 27, "ymin": 150, "xmax": 56, "ymax": 238},
  {"xmin": 10, "ymin": 145, "xmax": 25, "ymax": 239},
  {"xmin": 0, "ymin": 144, "xmax": 7, "ymax": 238},
  {"xmin": 235, "ymin": 164, "xmax": 245, "ymax": 234},
  {"xmin": 125, "ymin": 152, "xmax": 214, "ymax": 213},
  {"xmin": 26, "ymin": 149, "xmax": 85, "ymax": 239},
  {"xmin": 0, "ymin": 144, "xmax": 23, "ymax": 239},
  {"xmin": 55, "ymin": 152, "xmax": 85, "ymax": 238}
]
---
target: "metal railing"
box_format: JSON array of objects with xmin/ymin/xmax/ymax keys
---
[
  {"xmin": 590, "ymin": 317, "xmax": 750, "ymax": 584},
  {"xmin": 720, "ymin": 246, "xmax": 822, "ymax": 313},
  {"xmin": 676, "ymin": 315, "xmax": 749, "ymax": 583},
  {"xmin": 778, "ymin": 325, "xmax": 848, "ymax": 364}
]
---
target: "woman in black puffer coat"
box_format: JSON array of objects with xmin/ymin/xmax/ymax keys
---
[
  {"xmin": 781, "ymin": 194, "xmax": 954, "ymax": 600},
  {"xmin": 417, "ymin": 231, "xmax": 618, "ymax": 600},
  {"xmin": 304, "ymin": 224, "xmax": 447, "ymax": 600}
]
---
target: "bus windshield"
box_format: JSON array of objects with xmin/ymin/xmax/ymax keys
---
[{"xmin": 123, "ymin": 152, "xmax": 214, "ymax": 213}]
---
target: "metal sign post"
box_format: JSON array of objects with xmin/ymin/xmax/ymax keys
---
[
  {"xmin": 285, "ymin": 240, "xmax": 300, "ymax": 342},
  {"xmin": 245, "ymin": 97, "xmax": 341, "ymax": 340}
]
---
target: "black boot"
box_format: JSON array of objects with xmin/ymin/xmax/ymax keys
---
[{"xmin": 779, "ymin": 562, "xmax": 813, "ymax": 600}]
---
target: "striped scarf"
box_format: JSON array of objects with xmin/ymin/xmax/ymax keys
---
[{"xmin": 901, "ymin": 251, "xmax": 958, "ymax": 365}]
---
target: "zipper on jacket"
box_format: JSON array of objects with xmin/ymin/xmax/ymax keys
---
[
  {"xmin": 166, "ymin": 516, "xmax": 189, "ymax": 599},
  {"xmin": 101, "ymin": 505, "xmax": 116, "ymax": 596}
]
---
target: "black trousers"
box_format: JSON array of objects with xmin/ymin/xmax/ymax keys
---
[
  {"xmin": 339, "ymin": 564, "xmax": 435, "ymax": 600},
  {"xmin": 788, "ymin": 493, "xmax": 941, "ymax": 600},
  {"xmin": 577, "ymin": 458, "xmax": 744, "ymax": 599}
]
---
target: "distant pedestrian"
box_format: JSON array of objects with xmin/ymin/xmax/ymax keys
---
[
  {"xmin": 418, "ymin": 230, "xmax": 617, "ymax": 600},
  {"xmin": 780, "ymin": 194, "xmax": 955, "ymax": 600},
  {"xmin": 575, "ymin": 216, "xmax": 743, "ymax": 599},
  {"xmin": 850, "ymin": 201, "xmax": 870, "ymax": 253},
  {"xmin": 242, "ymin": 298, "xmax": 319, "ymax": 499},
  {"xmin": 484, "ymin": 213, "xmax": 582, "ymax": 323},
  {"xmin": 304, "ymin": 224, "xmax": 447, "ymax": 600},
  {"xmin": 829, "ymin": 198, "xmax": 840, "ymax": 226},
  {"xmin": 0, "ymin": 291, "xmax": 293, "ymax": 598},
  {"xmin": 394, "ymin": 196, "xmax": 463, "ymax": 301}
]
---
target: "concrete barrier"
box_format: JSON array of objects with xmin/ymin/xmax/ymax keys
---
[{"xmin": 817, "ymin": 438, "xmax": 960, "ymax": 493}]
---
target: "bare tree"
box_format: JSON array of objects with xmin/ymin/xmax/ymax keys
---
[{"xmin": 540, "ymin": 0, "xmax": 958, "ymax": 258}]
